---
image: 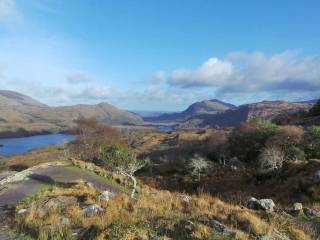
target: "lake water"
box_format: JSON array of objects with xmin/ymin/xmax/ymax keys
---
[
  {"xmin": 0, "ymin": 133, "xmax": 76, "ymax": 156},
  {"xmin": 157, "ymin": 125, "xmax": 174, "ymax": 132}
]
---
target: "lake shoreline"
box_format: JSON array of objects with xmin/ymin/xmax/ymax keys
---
[
  {"xmin": 0, "ymin": 129, "xmax": 72, "ymax": 140},
  {"xmin": 0, "ymin": 133, "xmax": 76, "ymax": 156}
]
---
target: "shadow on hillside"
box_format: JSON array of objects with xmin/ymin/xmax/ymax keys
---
[{"xmin": 29, "ymin": 173, "xmax": 78, "ymax": 188}]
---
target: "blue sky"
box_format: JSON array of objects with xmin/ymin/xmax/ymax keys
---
[{"xmin": 0, "ymin": 0, "xmax": 320, "ymax": 111}]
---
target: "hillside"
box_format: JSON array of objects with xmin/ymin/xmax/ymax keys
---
[
  {"xmin": 145, "ymin": 99, "xmax": 235, "ymax": 122},
  {"xmin": 179, "ymin": 100, "xmax": 313, "ymax": 128},
  {"xmin": 0, "ymin": 90, "xmax": 46, "ymax": 107},
  {"xmin": 0, "ymin": 90, "xmax": 143, "ymax": 138}
]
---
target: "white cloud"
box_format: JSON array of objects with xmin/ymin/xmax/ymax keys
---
[
  {"xmin": 0, "ymin": 0, "xmax": 16, "ymax": 20},
  {"xmin": 168, "ymin": 58, "xmax": 233, "ymax": 88},
  {"xmin": 165, "ymin": 51, "xmax": 320, "ymax": 99}
]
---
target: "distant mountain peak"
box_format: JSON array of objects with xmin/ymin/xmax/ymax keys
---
[
  {"xmin": 145, "ymin": 98, "xmax": 235, "ymax": 122},
  {"xmin": 0, "ymin": 90, "xmax": 46, "ymax": 107}
]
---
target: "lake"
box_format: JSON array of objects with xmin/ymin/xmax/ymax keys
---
[{"xmin": 0, "ymin": 133, "xmax": 76, "ymax": 156}]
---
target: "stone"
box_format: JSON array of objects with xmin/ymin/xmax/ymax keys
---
[
  {"xmin": 256, "ymin": 236, "xmax": 272, "ymax": 240},
  {"xmin": 181, "ymin": 195, "xmax": 192, "ymax": 203},
  {"xmin": 293, "ymin": 202, "xmax": 303, "ymax": 211},
  {"xmin": 61, "ymin": 217, "xmax": 70, "ymax": 225},
  {"xmin": 209, "ymin": 219, "xmax": 236, "ymax": 238},
  {"xmin": 79, "ymin": 225, "xmax": 101, "ymax": 240},
  {"xmin": 246, "ymin": 197, "xmax": 276, "ymax": 212},
  {"xmin": 82, "ymin": 204, "xmax": 103, "ymax": 216},
  {"xmin": 44, "ymin": 196, "xmax": 77, "ymax": 209},
  {"xmin": 314, "ymin": 170, "xmax": 320, "ymax": 182},
  {"xmin": 303, "ymin": 207, "xmax": 319, "ymax": 217},
  {"xmin": 99, "ymin": 190, "xmax": 115, "ymax": 201},
  {"xmin": 17, "ymin": 208, "xmax": 27, "ymax": 215},
  {"xmin": 85, "ymin": 163, "xmax": 95, "ymax": 171}
]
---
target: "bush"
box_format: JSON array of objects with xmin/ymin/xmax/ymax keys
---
[
  {"xmin": 99, "ymin": 143, "xmax": 136, "ymax": 170},
  {"xmin": 285, "ymin": 146, "xmax": 305, "ymax": 161},
  {"xmin": 309, "ymin": 99, "xmax": 320, "ymax": 116},
  {"xmin": 267, "ymin": 125, "xmax": 304, "ymax": 160},
  {"xmin": 258, "ymin": 146, "xmax": 285, "ymax": 172},
  {"xmin": 228, "ymin": 120, "xmax": 278, "ymax": 162},
  {"xmin": 100, "ymin": 143, "xmax": 144, "ymax": 198},
  {"xmin": 68, "ymin": 118, "xmax": 122, "ymax": 161},
  {"xmin": 204, "ymin": 130, "xmax": 228, "ymax": 163},
  {"xmin": 303, "ymin": 125, "xmax": 320, "ymax": 159}
]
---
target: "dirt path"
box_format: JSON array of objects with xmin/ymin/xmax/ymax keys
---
[{"xmin": 0, "ymin": 164, "xmax": 121, "ymax": 239}]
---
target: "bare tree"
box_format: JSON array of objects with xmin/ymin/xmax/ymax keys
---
[
  {"xmin": 188, "ymin": 154, "xmax": 208, "ymax": 181},
  {"xmin": 258, "ymin": 146, "xmax": 285, "ymax": 172},
  {"xmin": 100, "ymin": 144, "xmax": 145, "ymax": 198},
  {"xmin": 69, "ymin": 118, "xmax": 121, "ymax": 161},
  {"xmin": 117, "ymin": 161, "xmax": 145, "ymax": 198}
]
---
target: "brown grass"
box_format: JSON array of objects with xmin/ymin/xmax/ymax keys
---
[{"xmin": 13, "ymin": 181, "xmax": 313, "ymax": 240}]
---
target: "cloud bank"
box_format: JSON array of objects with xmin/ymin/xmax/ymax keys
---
[{"xmin": 165, "ymin": 51, "xmax": 320, "ymax": 99}]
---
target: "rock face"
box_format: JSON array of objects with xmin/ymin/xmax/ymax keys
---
[{"xmin": 246, "ymin": 197, "xmax": 276, "ymax": 212}]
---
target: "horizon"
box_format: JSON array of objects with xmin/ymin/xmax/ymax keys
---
[
  {"xmin": 1, "ymin": 0, "xmax": 320, "ymax": 111},
  {"xmin": 1, "ymin": 88, "xmax": 318, "ymax": 113}
]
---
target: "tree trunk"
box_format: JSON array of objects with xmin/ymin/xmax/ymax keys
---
[{"xmin": 129, "ymin": 175, "xmax": 137, "ymax": 198}]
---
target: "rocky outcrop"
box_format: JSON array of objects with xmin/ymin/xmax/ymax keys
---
[{"xmin": 246, "ymin": 197, "xmax": 276, "ymax": 212}]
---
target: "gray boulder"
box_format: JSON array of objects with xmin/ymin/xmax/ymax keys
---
[
  {"xmin": 209, "ymin": 219, "xmax": 236, "ymax": 239},
  {"xmin": 314, "ymin": 170, "xmax": 320, "ymax": 182},
  {"xmin": 293, "ymin": 202, "xmax": 303, "ymax": 211},
  {"xmin": 246, "ymin": 197, "xmax": 276, "ymax": 212},
  {"xmin": 17, "ymin": 208, "xmax": 28, "ymax": 215},
  {"xmin": 44, "ymin": 196, "xmax": 77, "ymax": 209},
  {"xmin": 303, "ymin": 207, "xmax": 319, "ymax": 217},
  {"xmin": 99, "ymin": 190, "xmax": 115, "ymax": 201},
  {"xmin": 82, "ymin": 204, "xmax": 103, "ymax": 216}
]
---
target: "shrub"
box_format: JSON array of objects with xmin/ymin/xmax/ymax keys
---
[
  {"xmin": 68, "ymin": 118, "xmax": 121, "ymax": 161},
  {"xmin": 188, "ymin": 154, "xmax": 209, "ymax": 181},
  {"xmin": 100, "ymin": 143, "xmax": 136, "ymax": 170},
  {"xmin": 267, "ymin": 125, "xmax": 304, "ymax": 147},
  {"xmin": 267, "ymin": 125, "xmax": 304, "ymax": 160},
  {"xmin": 309, "ymin": 99, "xmax": 320, "ymax": 116},
  {"xmin": 303, "ymin": 125, "xmax": 320, "ymax": 159},
  {"xmin": 205, "ymin": 130, "xmax": 228, "ymax": 163},
  {"xmin": 228, "ymin": 120, "xmax": 278, "ymax": 162},
  {"xmin": 258, "ymin": 146, "xmax": 285, "ymax": 172},
  {"xmin": 100, "ymin": 144, "xmax": 145, "ymax": 198},
  {"xmin": 285, "ymin": 146, "xmax": 305, "ymax": 161}
]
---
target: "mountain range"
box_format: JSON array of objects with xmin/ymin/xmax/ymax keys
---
[
  {"xmin": 0, "ymin": 90, "xmax": 318, "ymax": 137},
  {"xmin": 178, "ymin": 100, "xmax": 314, "ymax": 129},
  {"xmin": 0, "ymin": 90, "xmax": 143, "ymax": 138},
  {"xmin": 146, "ymin": 98, "xmax": 317, "ymax": 129}
]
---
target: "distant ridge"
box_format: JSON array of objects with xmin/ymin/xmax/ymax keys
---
[
  {"xmin": 0, "ymin": 90, "xmax": 46, "ymax": 107},
  {"xmin": 145, "ymin": 99, "xmax": 236, "ymax": 122},
  {"xmin": 179, "ymin": 100, "xmax": 313, "ymax": 129},
  {"xmin": 0, "ymin": 90, "xmax": 143, "ymax": 138}
]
